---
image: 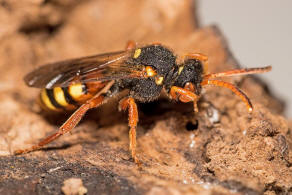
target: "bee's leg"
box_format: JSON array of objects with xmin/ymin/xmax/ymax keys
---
[
  {"xmin": 170, "ymin": 86, "xmax": 199, "ymax": 113},
  {"xmin": 201, "ymin": 80, "xmax": 253, "ymax": 112},
  {"xmin": 184, "ymin": 82, "xmax": 195, "ymax": 92},
  {"xmin": 125, "ymin": 40, "xmax": 136, "ymax": 50},
  {"xmin": 119, "ymin": 97, "xmax": 140, "ymax": 164},
  {"xmin": 178, "ymin": 82, "xmax": 196, "ymax": 103},
  {"xmin": 14, "ymin": 95, "xmax": 105, "ymax": 155},
  {"xmin": 184, "ymin": 53, "xmax": 209, "ymax": 74}
]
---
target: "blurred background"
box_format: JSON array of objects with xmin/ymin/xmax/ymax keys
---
[{"xmin": 200, "ymin": 0, "xmax": 292, "ymax": 117}]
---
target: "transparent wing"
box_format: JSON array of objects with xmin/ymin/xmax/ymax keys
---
[{"xmin": 24, "ymin": 50, "xmax": 145, "ymax": 89}]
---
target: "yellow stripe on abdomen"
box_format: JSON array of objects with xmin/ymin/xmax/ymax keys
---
[
  {"xmin": 39, "ymin": 83, "xmax": 93, "ymax": 111},
  {"xmin": 53, "ymin": 87, "xmax": 69, "ymax": 107},
  {"xmin": 68, "ymin": 83, "xmax": 92, "ymax": 102},
  {"xmin": 68, "ymin": 83, "xmax": 84, "ymax": 100},
  {"xmin": 40, "ymin": 89, "xmax": 60, "ymax": 111}
]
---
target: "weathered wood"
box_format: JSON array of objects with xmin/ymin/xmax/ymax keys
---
[{"xmin": 0, "ymin": 0, "xmax": 290, "ymax": 194}]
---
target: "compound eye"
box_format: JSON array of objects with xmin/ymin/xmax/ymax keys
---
[
  {"xmin": 145, "ymin": 66, "xmax": 157, "ymax": 77},
  {"xmin": 187, "ymin": 66, "xmax": 194, "ymax": 72}
]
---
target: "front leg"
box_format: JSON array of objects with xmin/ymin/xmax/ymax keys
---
[
  {"xmin": 170, "ymin": 85, "xmax": 199, "ymax": 112},
  {"xmin": 119, "ymin": 97, "xmax": 140, "ymax": 164}
]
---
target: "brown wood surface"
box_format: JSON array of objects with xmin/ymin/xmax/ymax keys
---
[{"xmin": 0, "ymin": 0, "xmax": 291, "ymax": 194}]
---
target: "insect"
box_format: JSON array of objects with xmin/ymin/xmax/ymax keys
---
[{"xmin": 15, "ymin": 41, "xmax": 271, "ymax": 164}]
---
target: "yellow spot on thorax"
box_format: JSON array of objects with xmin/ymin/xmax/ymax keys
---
[
  {"xmin": 155, "ymin": 76, "xmax": 164, "ymax": 85},
  {"xmin": 133, "ymin": 49, "xmax": 141, "ymax": 58},
  {"xmin": 178, "ymin": 66, "xmax": 184, "ymax": 75},
  {"xmin": 53, "ymin": 87, "xmax": 68, "ymax": 107},
  {"xmin": 40, "ymin": 89, "xmax": 58, "ymax": 111},
  {"xmin": 69, "ymin": 83, "xmax": 85, "ymax": 100}
]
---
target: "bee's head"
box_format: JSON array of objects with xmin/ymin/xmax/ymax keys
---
[{"xmin": 174, "ymin": 59, "xmax": 204, "ymax": 95}]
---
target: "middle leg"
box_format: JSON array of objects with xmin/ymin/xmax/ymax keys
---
[{"xmin": 119, "ymin": 97, "xmax": 140, "ymax": 164}]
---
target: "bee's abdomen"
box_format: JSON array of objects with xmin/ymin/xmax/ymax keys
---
[{"xmin": 40, "ymin": 83, "xmax": 92, "ymax": 111}]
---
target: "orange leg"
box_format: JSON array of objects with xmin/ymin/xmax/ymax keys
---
[
  {"xmin": 179, "ymin": 82, "xmax": 196, "ymax": 103},
  {"xmin": 203, "ymin": 66, "xmax": 272, "ymax": 80},
  {"xmin": 125, "ymin": 40, "xmax": 136, "ymax": 50},
  {"xmin": 201, "ymin": 80, "xmax": 253, "ymax": 113},
  {"xmin": 170, "ymin": 86, "xmax": 199, "ymax": 112},
  {"xmin": 184, "ymin": 82, "xmax": 195, "ymax": 92},
  {"xmin": 15, "ymin": 95, "xmax": 105, "ymax": 155},
  {"xmin": 119, "ymin": 97, "xmax": 140, "ymax": 164}
]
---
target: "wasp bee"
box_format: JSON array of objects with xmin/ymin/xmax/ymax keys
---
[{"xmin": 15, "ymin": 41, "xmax": 271, "ymax": 164}]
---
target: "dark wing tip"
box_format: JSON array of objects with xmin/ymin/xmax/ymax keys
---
[
  {"xmin": 23, "ymin": 67, "xmax": 62, "ymax": 89},
  {"xmin": 23, "ymin": 72, "xmax": 37, "ymax": 87}
]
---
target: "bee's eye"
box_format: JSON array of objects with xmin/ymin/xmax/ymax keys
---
[{"xmin": 187, "ymin": 67, "xmax": 193, "ymax": 72}]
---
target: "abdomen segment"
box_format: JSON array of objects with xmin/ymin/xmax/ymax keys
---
[{"xmin": 39, "ymin": 82, "xmax": 106, "ymax": 111}]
